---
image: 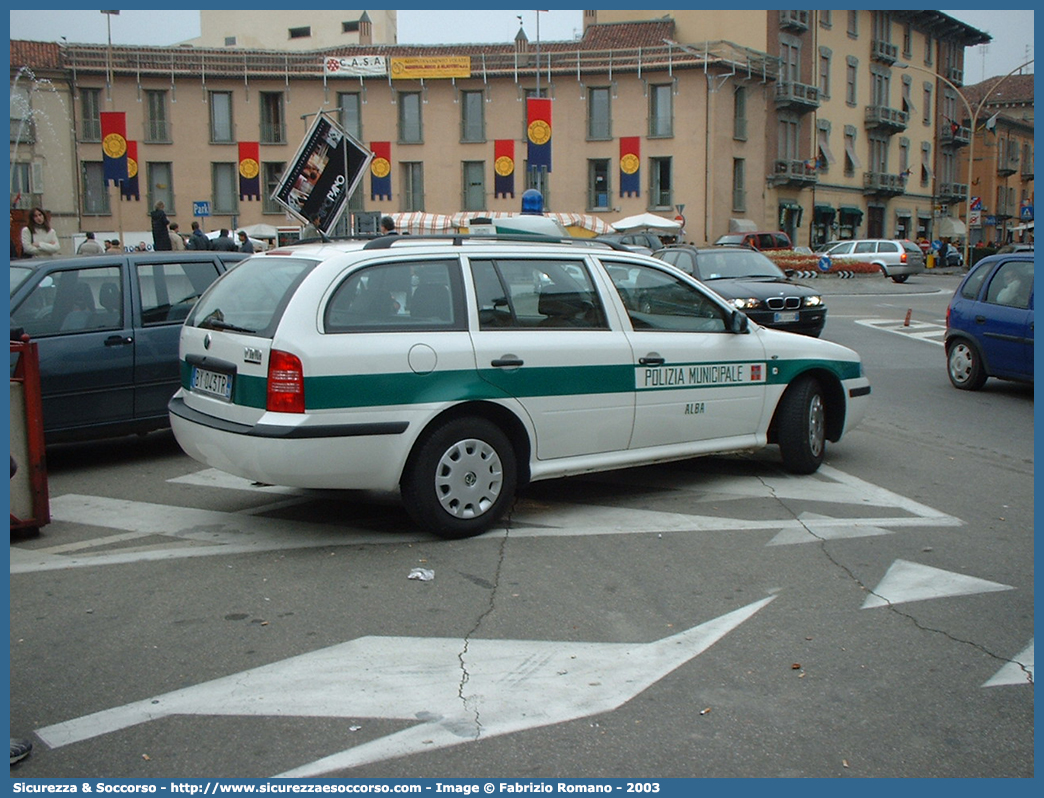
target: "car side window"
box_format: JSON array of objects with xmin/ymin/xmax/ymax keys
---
[
  {"xmin": 470, "ymin": 258, "xmax": 608, "ymax": 330},
  {"xmin": 325, "ymin": 259, "xmax": 464, "ymax": 332},
  {"xmin": 878, "ymin": 242, "xmax": 899, "ymax": 253},
  {"xmin": 137, "ymin": 260, "xmax": 222, "ymax": 326},
  {"xmin": 829, "ymin": 242, "xmax": 853, "ymax": 255},
  {"xmin": 774, "ymin": 234, "xmax": 790, "ymax": 249},
  {"xmin": 854, "ymin": 241, "xmax": 876, "ymax": 254},
  {"xmin": 11, "ymin": 265, "xmax": 123, "ymax": 337},
  {"xmin": 985, "ymin": 261, "xmax": 1033, "ymax": 310},
  {"xmin": 960, "ymin": 262, "xmax": 992, "ymax": 299},
  {"xmin": 605, "ymin": 261, "xmax": 728, "ymax": 333}
]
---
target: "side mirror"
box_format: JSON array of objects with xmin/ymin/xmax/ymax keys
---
[
  {"xmin": 783, "ymin": 268, "xmax": 796, "ymax": 278},
  {"xmin": 729, "ymin": 310, "xmax": 749, "ymax": 334}
]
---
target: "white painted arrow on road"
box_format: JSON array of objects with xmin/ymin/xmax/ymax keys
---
[
  {"xmin": 862, "ymin": 560, "xmax": 1013, "ymax": 609},
  {"xmin": 35, "ymin": 595, "xmax": 775, "ymax": 778},
  {"xmin": 983, "ymin": 640, "xmax": 1034, "ymax": 687}
]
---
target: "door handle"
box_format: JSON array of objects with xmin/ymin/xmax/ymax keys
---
[
  {"xmin": 104, "ymin": 335, "xmax": 133, "ymax": 347},
  {"xmin": 491, "ymin": 356, "xmax": 524, "ymax": 368},
  {"xmin": 638, "ymin": 355, "xmax": 665, "ymax": 366},
  {"xmin": 975, "ymin": 316, "xmax": 987, "ymax": 324}
]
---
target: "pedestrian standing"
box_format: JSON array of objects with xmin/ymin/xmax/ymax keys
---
[
  {"xmin": 237, "ymin": 231, "xmax": 254, "ymax": 253},
  {"xmin": 169, "ymin": 223, "xmax": 186, "ymax": 250},
  {"xmin": 150, "ymin": 201, "xmax": 172, "ymax": 251},
  {"xmin": 77, "ymin": 232, "xmax": 104, "ymax": 255},
  {"xmin": 20, "ymin": 207, "xmax": 61, "ymax": 258}
]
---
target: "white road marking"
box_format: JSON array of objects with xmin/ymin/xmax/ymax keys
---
[
  {"xmin": 861, "ymin": 560, "xmax": 1013, "ymax": 609},
  {"xmin": 35, "ymin": 595, "xmax": 776, "ymax": 777},
  {"xmin": 855, "ymin": 317, "xmax": 946, "ymax": 346},
  {"xmin": 983, "ymin": 640, "xmax": 1034, "ymax": 687}
]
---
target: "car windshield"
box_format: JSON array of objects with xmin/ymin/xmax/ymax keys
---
[
  {"xmin": 186, "ymin": 256, "xmax": 318, "ymax": 337},
  {"xmin": 10, "ymin": 265, "xmax": 34, "ymax": 295},
  {"xmin": 694, "ymin": 249, "xmax": 785, "ymax": 280}
]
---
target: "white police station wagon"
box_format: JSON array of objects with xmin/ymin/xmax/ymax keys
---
[{"xmin": 169, "ymin": 235, "xmax": 870, "ymax": 538}]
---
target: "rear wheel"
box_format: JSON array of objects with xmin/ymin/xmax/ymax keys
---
[
  {"xmin": 401, "ymin": 417, "xmax": 517, "ymax": 539},
  {"xmin": 891, "ymin": 274, "xmax": 909, "ymax": 283},
  {"xmin": 777, "ymin": 377, "xmax": 826, "ymax": 474},
  {"xmin": 947, "ymin": 340, "xmax": 987, "ymax": 390}
]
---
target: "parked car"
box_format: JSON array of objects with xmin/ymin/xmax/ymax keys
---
[
  {"xmin": 10, "ymin": 250, "xmax": 246, "ymax": 442},
  {"xmin": 944, "ymin": 252, "xmax": 1034, "ymax": 390},
  {"xmin": 995, "ymin": 242, "xmax": 1034, "ymax": 254},
  {"xmin": 169, "ymin": 236, "xmax": 869, "ymax": 539},
  {"xmin": 652, "ymin": 245, "xmax": 826, "ymax": 337},
  {"xmin": 819, "ymin": 239, "xmax": 925, "ymax": 282},
  {"xmin": 714, "ymin": 231, "xmax": 793, "ymax": 252},
  {"xmin": 594, "ymin": 231, "xmax": 664, "ymax": 254}
]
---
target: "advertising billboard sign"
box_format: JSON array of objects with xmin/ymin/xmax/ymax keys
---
[{"xmin": 271, "ymin": 112, "xmax": 372, "ymax": 235}]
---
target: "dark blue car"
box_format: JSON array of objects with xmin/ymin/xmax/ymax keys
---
[
  {"xmin": 945, "ymin": 251, "xmax": 1034, "ymax": 390},
  {"xmin": 10, "ymin": 250, "xmax": 246, "ymax": 442}
]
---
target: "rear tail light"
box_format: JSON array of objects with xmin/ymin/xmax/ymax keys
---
[
  {"xmin": 900, "ymin": 252, "xmax": 908, "ymax": 263},
  {"xmin": 267, "ymin": 349, "xmax": 305, "ymax": 413}
]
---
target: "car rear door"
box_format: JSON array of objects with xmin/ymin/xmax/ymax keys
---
[
  {"xmin": 132, "ymin": 254, "xmax": 227, "ymax": 422},
  {"xmin": 9, "ymin": 259, "xmax": 134, "ymax": 436},
  {"xmin": 468, "ymin": 255, "xmax": 635, "ymax": 460}
]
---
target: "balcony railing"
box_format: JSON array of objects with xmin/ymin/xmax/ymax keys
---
[
  {"xmin": 864, "ymin": 105, "xmax": 909, "ymax": 133},
  {"xmin": 1020, "ymin": 161, "xmax": 1034, "ymax": 180},
  {"xmin": 871, "ymin": 40, "xmax": 899, "ymax": 64},
  {"xmin": 944, "ymin": 66, "xmax": 964, "ymax": 86},
  {"xmin": 771, "ymin": 159, "xmax": 818, "ymax": 186},
  {"xmin": 775, "ymin": 81, "xmax": 820, "ymax": 111},
  {"xmin": 863, "ymin": 171, "xmax": 906, "ymax": 196},
  {"xmin": 940, "ymin": 125, "xmax": 971, "ymax": 148},
  {"xmin": 260, "ymin": 122, "xmax": 286, "ymax": 145},
  {"xmin": 779, "ymin": 11, "xmax": 809, "ymax": 32},
  {"xmin": 937, "ymin": 182, "xmax": 968, "ymax": 203},
  {"xmin": 997, "ymin": 155, "xmax": 1019, "ymax": 176}
]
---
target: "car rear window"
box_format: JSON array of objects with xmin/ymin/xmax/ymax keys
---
[
  {"xmin": 186, "ymin": 256, "xmax": 317, "ymax": 337},
  {"xmin": 901, "ymin": 241, "xmax": 922, "ymax": 255}
]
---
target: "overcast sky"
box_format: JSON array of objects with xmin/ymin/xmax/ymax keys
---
[{"xmin": 8, "ymin": 8, "xmax": 1035, "ymax": 82}]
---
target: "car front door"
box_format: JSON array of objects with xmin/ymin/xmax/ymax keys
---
[
  {"xmin": 468, "ymin": 256, "xmax": 635, "ymax": 460},
  {"xmin": 9, "ymin": 261, "xmax": 133, "ymax": 437},
  {"xmin": 978, "ymin": 258, "xmax": 1034, "ymax": 380},
  {"xmin": 602, "ymin": 259, "xmax": 767, "ymax": 450}
]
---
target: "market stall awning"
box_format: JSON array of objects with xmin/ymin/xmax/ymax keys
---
[
  {"xmin": 728, "ymin": 218, "xmax": 758, "ymax": 233},
  {"xmin": 937, "ymin": 217, "xmax": 967, "ymax": 238}
]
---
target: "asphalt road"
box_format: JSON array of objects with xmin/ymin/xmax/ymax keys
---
[{"xmin": 9, "ymin": 270, "xmax": 1033, "ymax": 779}]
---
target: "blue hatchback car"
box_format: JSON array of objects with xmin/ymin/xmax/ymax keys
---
[{"xmin": 945, "ymin": 251, "xmax": 1034, "ymax": 390}]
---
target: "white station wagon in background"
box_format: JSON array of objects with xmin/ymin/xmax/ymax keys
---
[{"xmin": 169, "ymin": 235, "xmax": 871, "ymax": 538}]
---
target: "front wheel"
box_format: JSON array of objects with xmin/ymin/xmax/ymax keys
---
[
  {"xmin": 777, "ymin": 377, "xmax": 826, "ymax": 474},
  {"xmin": 947, "ymin": 340, "xmax": 987, "ymax": 390},
  {"xmin": 401, "ymin": 417, "xmax": 517, "ymax": 539}
]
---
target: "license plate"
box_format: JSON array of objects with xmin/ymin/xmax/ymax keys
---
[
  {"xmin": 191, "ymin": 366, "xmax": 233, "ymax": 401},
  {"xmin": 774, "ymin": 311, "xmax": 800, "ymax": 323}
]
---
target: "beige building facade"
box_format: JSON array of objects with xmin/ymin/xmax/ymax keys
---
[
  {"xmin": 186, "ymin": 10, "xmax": 397, "ymax": 51},
  {"xmin": 13, "ymin": 10, "xmax": 1023, "ymax": 256}
]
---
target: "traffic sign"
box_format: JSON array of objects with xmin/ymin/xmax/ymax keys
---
[{"xmin": 193, "ymin": 201, "xmax": 211, "ymax": 217}]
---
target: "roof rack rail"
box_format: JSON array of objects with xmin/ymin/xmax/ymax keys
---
[{"xmin": 361, "ymin": 233, "xmax": 633, "ymax": 251}]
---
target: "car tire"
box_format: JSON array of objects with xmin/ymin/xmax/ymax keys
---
[
  {"xmin": 891, "ymin": 274, "xmax": 909, "ymax": 283},
  {"xmin": 947, "ymin": 339, "xmax": 988, "ymax": 390},
  {"xmin": 402, "ymin": 417, "xmax": 517, "ymax": 539},
  {"xmin": 777, "ymin": 376, "xmax": 826, "ymax": 474}
]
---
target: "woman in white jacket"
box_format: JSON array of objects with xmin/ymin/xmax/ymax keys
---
[{"xmin": 21, "ymin": 207, "xmax": 61, "ymax": 257}]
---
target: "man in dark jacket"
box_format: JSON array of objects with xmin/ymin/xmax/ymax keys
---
[
  {"xmin": 150, "ymin": 202, "xmax": 172, "ymax": 250},
  {"xmin": 211, "ymin": 229, "xmax": 237, "ymax": 251},
  {"xmin": 187, "ymin": 221, "xmax": 211, "ymax": 250}
]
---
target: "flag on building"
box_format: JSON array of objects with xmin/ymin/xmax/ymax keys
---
[
  {"xmin": 120, "ymin": 140, "xmax": 140, "ymax": 201},
  {"xmin": 370, "ymin": 141, "xmax": 392, "ymax": 200},
  {"xmin": 620, "ymin": 136, "xmax": 640, "ymax": 196},
  {"xmin": 526, "ymin": 98, "xmax": 552, "ymax": 172},
  {"xmin": 238, "ymin": 142, "xmax": 261, "ymax": 200},
  {"xmin": 984, "ymin": 112, "xmax": 999, "ymax": 134},
  {"xmin": 494, "ymin": 139, "xmax": 515, "ymax": 198},
  {"xmin": 100, "ymin": 111, "xmax": 128, "ymax": 185}
]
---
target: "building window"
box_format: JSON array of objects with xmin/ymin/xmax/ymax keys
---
[
  {"xmin": 843, "ymin": 129, "xmax": 860, "ymax": 178},
  {"xmin": 80, "ymin": 88, "xmax": 102, "ymax": 141},
  {"xmin": 524, "ymin": 159, "xmax": 551, "ymax": 207},
  {"xmin": 899, "ymin": 137, "xmax": 910, "ymax": 177},
  {"xmin": 780, "ymin": 38, "xmax": 801, "ymax": 82},
  {"xmin": 648, "ymin": 156, "xmax": 672, "ymax": 209},
  {"xmin": 212, "ymin": 162, "xmax": 238, "ymax": 215},
  {"xmin": 462, "ymin": 161, "xmax": 485, "ymax": 211},
  {"xmin": 845, "ymin": 58, "xmax": 858, "ymax": 106},
  {"xmin": 460, "ymin": 90, "xmax": 485, "ymax": 143},
  {"xmin": 338, "ymin": 92, "xmax": 362, "ymax": 140},
  {"xmin": 288, "ymin": 26, "xmax": 311, "ymax": 39},
  {"xmin": 262, "ymin": 162, "xmax": 285, "ymax": 214},
  {"xmin": 818, "ymin": 50, "xmax": 831, "ymax": 98},
  {"xmin": 342, "ymin": 21, "xmax": 360, "ymax": 33},
  {"xmin": 224, "ymin": 36, "xmax": 236, "ymax": 47},
  {"xmin": 817, "ymin": 121, "xmax": 836, "ymax": 173},
  {"xmin": 649, "ymin": 84, "xmax": 673, "ymax": 138},
  {"xmin": 733, "ymin": 86, "xmax": 747, "ymax": 140},
  {"xmin": 144, "ymin": 90, "xmax": 169, "ymax": 142},
  {"xmin": 847, "ymin": 10, "xmax": 858, "ymax": 38},
  {"xmin": 922, "ymin": 83, "xmax": 932, "ymax": 126},
  {"xmin": 870, "ymin": 67, "xmax": 890, "ymax": 108},
  {"xmin": 902, "ymin": 23, "xmax": 912, "ymax": 58},
  {"xmin": 588, "ymin": 159, "xmax": 610, "ymax": 210},
  {"xmin": 260, "ymin": 92, "xmax": 285, "ymax": 144},
  {"xmin": 209, "ymin": 91, "xmax": 234, "ymax": 144},
  {"xmin": 732, "ymin": 158, "xmax": 745, "ymax": 212},
  {"xmin": 868, "ymin": 134, "xmax": 888, "ymax": 174},
  {"xmin": 146, "ymin": 162, "xmax": 174, "ymax": 213},
  {"xmin": 924, "ymin": 35, "xmax": 933, "ymax": 66},
  {"xmin": 402, "ymin": 162, "xmax": 424, "ymax": 211},
  {"xmin": 778, "ymin": 114, "xmax": 800, "ymax": 161},
  {"xmin": 920, "ymin": 142, "xmax": 932, "ymax": 187},
  {"xmin": 398, "ymin": 92, "xmax": 423, "ymax": 144},
  {"xmin": 587, "ymin": 86, "xmax": 611, "ymax": 140},
  {"xmin": 820, "ymin": 11, "xmax": 832, "ymax": 28},
  {"xmin": 81, "ymin": 162, "xmax": 109, "ymax": 215}
]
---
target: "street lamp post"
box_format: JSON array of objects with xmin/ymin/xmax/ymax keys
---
[
  {"xmin": 897, "ymin": 59, "xmax": 1033, "ymax": 268},
  {"xmin": 101, "ymin": 10, "xmax": 120, "ymax": 102}
]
